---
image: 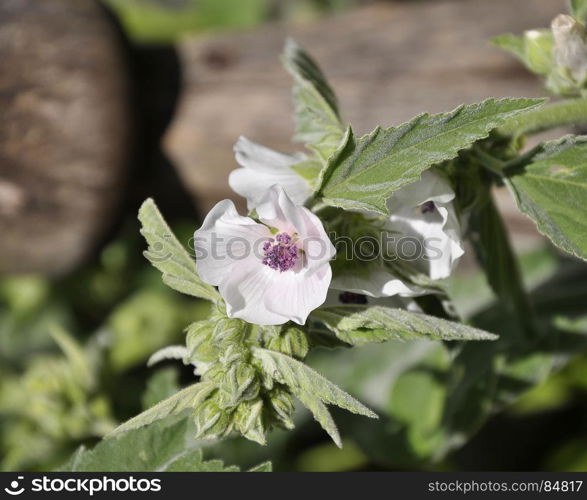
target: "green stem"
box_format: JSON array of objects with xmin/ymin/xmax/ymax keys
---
[
  {"xmin": 498, "ymin": 97, "xmax": 587, "ymax": 137},
  {"xmin": 472, "ymin": 190, "xmax": 538, "ymax": 342}
]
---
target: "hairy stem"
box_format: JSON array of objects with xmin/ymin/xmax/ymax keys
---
[{"xmin": 498, "ymin": 97, "xmax": 587, "ymax": 137}]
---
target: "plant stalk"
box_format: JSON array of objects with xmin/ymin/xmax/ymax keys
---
[{"xmin": 498, "ymin": 97, "xmax": 587, "ymax": 137}]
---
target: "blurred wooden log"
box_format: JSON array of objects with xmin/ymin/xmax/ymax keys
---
[
  {"xmin": 0, "ymin": 0, "xmax": 130, "ymax": 275},
  {"xmin": 165, "ymin": 0, "xmax": 566, "ymax": 214}
]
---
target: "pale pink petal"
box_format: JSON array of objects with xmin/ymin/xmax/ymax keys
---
[
  {"xmin": 257, "ymin": 186, "xmax": 336, "ymax": 274},
  {"xmin": 219, "ymin": 263, "xmax": 289, "ymax": 325},
  {"xmin": 264, "ymin": 266, "xmax": 332, "ymax": 325},
  {"xmin": 195, "ymin": 199, "xmax": 271, "ymax": 286}
]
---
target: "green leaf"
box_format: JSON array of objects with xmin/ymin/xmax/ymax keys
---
[
  {"xmin": 142, "ymin": 367, "xmax": 181, "ymax": 410},
  {"xmin": 147, "ymin": 345, "xmax": 188, "ymax": 367},
  {"xmin": 108, "ymin": 289, "xmax": 205, "ymax": 371},
  {"xmin": 59, "ymin": 418, "xmax": 240, "ymax": 472},
  {"xmin": 248, "ymin": 461, "xmax": 273, "ymax": 472},
  {"xmin": 492, "ymin": 30, "xmax": 554, "ymax": 76},
  {"xmin": 555, "ymin": 314, "xmax": 587, "ymax": 334},
  {"xmin": 105, "ymin": 0, "xmax": 268, "ymax": 44},
  {"xmin": 570, "ymin": 0, "xmax": 587, "ymax": 21},
  {"xmin": 282, "ymin": 38, "xmax": 345, "ymax": 163},
  {"xmin": 439, "ymin": 255, "xmax": 587, "ymax": 457},
  {"xmin": 491, "ymin": 33, "xmax": 526, "ymax": 61},
  {"xmin": 252, "ymin": 347, "xmax": 377, "ymax": 419},
  {"xmin": 312, "ymin": 306, "xmax": 497, "ymax": 346},
  {"xmin": 506, "ymin": 135, "xmax": 587, "ymax": 261},
  {"xmin": 107, "ymin": 382, "xmax": 216, "ymax": 437},
  {"xmin": 295, "ymin": 389, "xmax": 342, "ymax": 448},
  {"xmin": 138, "ymin": 198, "xmax": 220, "ymax": 302},
  {"xmin": 317, "ymin": 98, "xmax": 544, "ymax": 214},
  {"xmin": 49, "ymin": 325, "xmax": 95, "ymax": 389}
]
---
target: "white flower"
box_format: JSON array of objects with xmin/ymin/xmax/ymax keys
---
[
  {"xmin": 195, "ymin": 185, "xmax": 335, "ymax": 325},
  {"xmin": 229, "ymin": 137, "xmax": 312, "ymax": 210},
  {"xmin": 385, "ymin": 169, "xmax": 464, "ymax": 281},
  {"xmin": 331, "ymin": 170, "xmax": 464, "ymax": 297},
  {"xmin": 228, "ymin": 140, "xmax": 463, "ymax": 297}
]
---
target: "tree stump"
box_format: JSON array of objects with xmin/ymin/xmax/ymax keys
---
[
  {"xmin": 165, "ymin": 0, "xmax": 566, "ymax": 215},
  {"xmin": 0, "ymin": 0, "xmax": 130, "ymax": 275}
]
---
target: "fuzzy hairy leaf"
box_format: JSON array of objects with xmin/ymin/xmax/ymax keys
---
[
  {"xmin": 142, "ymin": 368, "xmax": 181, "ymax": 410},
  {"xmin": 252, "ymin": 347, "xmax": 377, "ymax": 419},
  {"xmin": 147, "ymin": 345, "xmax": 188, "ymax": 367},
  {"xmin": 295, "ymin": 389, "xmax": 342, "ymax": 448},
  {"xmin": 107, "ymin": 382, "xmax": 216, "ymax": 437},
  {"xmin": 139, "ymin": 199, "xmax": 220, "ymax": 302},
  {"xmin": 312, "ymin": 306, "xmax": 498, "ymax": 346},
  {"xmin": 317, "ymin": 98, "xmax": 544, "ymax": 214},
  {"xmin": 282, "ymin": 38, "xmax": 345, "ymax": 163},
  {"xmin": 60, "ymin": 418, "xmax": 242, "ymax": 472},
  {"xmin": 248, "ymin": 461, "xmax": 273, "ymax": 472},
  {"xmin": 506, "ymin": 135, "xmax": 587, "ymax": 261}
]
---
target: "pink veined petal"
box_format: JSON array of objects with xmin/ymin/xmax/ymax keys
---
[
  {"xmin": 219, "ymin": 262, "xmax": 290, "ymax": 325},
  {"xmin": 299, "ymin": 208, "xmax": 336, "ymax": 274},
  {"xmin": 195, "ymin": 199, "xmax": 272, "ymax": 286},
  {"xmin": 197, "ymin": 186, "xmax": 334, "ymax": 325},
  {"xmin": 264, "ymin": 266, "xmax": 332, "ymax": 325},
  {"xmin": 256, "ymin": 186, "xmax": 336, "ymax": 274}
]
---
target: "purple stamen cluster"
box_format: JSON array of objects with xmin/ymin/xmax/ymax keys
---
[
  {"xmin": 262, "ymin": 232, "xmax": 299, "ymax": 272},
  {"xmin": 420, "ymin": 201, "xmax": 436, "ymax": 214}
]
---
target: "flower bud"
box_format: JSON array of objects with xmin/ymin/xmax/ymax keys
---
[
  {"xmin": 218, "ymin": 362, "xmax": 260, "ymax": 409},
  {"xmin": 213, "ymin": 318, "xmax": 247, "ymax": 345},
  {"xmin": 193, "ymin": 398, "xmax": 231, "ymax": 439},
  {"xmin": 552, "ymin": 14, "xmax": 587, "ymax": 85},
  {"xmin": 233, "ymin": 399, "xmax": 266, "ymax": 445},
  {"xmin": 185, "ymin": 321, "xmax": 217, "ymax": 363},
  {"xmin": 268, "ymin": 387, "xmax": 295, "ymax": 429},
  {"xmin": 266, "ymin": 326, "xmax": 309, "ymax": 359}
]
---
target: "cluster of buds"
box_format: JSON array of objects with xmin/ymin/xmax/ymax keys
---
[{"xmin": 184, "ymin": 309, "xmax": 309, "ymax": 444}]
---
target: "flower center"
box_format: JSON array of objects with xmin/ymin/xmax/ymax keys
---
[{"xmin": 262, "ymin": 232, "xmax": 299, "ymax": 272}]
